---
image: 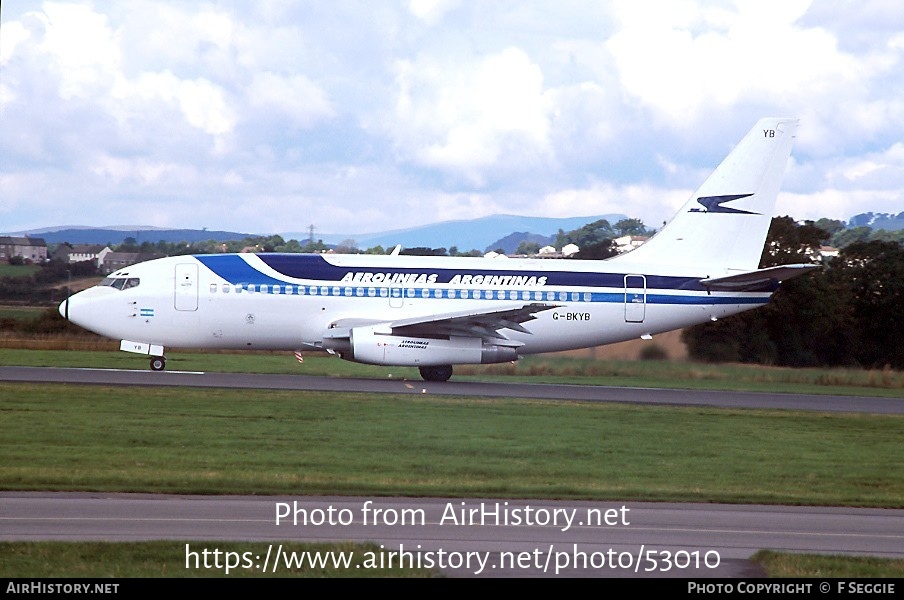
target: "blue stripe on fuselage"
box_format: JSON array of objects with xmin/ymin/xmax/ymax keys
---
[
  {"xmin": 194, "ymin": 253, "xmax": 775, "ymax": 303},
  {"xmin": 256, "ymin": 253, "xmax": 710, "ymax": 291},
  {"xmin": 197, "ymin": 254, "xmax": 288, "ymax": 286}
]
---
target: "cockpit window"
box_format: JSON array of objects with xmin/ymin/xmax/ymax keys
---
[{"xmin": 99, "ymin": 277, "xmax": 140, "ymax": 290}]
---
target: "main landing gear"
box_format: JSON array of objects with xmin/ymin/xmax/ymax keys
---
[
  {"xmin": 418, "ymin": 365, "xmax": 453, "ymax": 382},
  {"xmin": 150, "ymin": 356, "xmax": 166, "ymax": 371}
]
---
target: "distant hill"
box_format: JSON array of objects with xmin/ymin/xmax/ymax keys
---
[
  {"xmin": 283, "ymin": 214, "xmax": 628, "ymax": 252},
  {"xmin": 848, "ymin": 212, "xmax": 904, "ymax": 231},
  {"xmin": 13, "ymin": 214, "xmax": 627, "ymax": 251},
  {"xmin": 486, "ymin": 232, "xmax": 553, "ymax": 254},
  {"xmin": 14, "ymin": 210, "xmax": 898, "ymax": 253},
  {"xmin": 11, "ymin": 210, "xmax": 897, "ymax": 254},
  {"xmin": 16, "ymin": 227, "xmax": 255, "ymax": 246}
]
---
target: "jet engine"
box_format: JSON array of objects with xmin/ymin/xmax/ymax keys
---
[{"xmin": 344, "ymin": 325, "xmax": 519, "ymax": 366}]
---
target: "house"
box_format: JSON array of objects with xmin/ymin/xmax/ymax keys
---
[
  {"xmin": 0, "ymin": 236, "xmax": 48, "ymax": 263},
  {"xmin": 562, "ymin": 243, "xmax": 580, "ymax": 257},
  {"xmin": 54, "ymin": 244, "xmax": 113, "ymax": 268},
  {"xmin": 820, "ymin": 245, "xmax": 839, "ymax": 260},
  {"xmin": 100, "ymin": 252, "xmax": 163, "ymax": 274},
  {"xmin": 613, "ymin": 235, "xmax": 649, "ymax": 253}
]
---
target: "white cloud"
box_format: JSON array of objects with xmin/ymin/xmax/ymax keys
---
[
  {"xmin": 607, "ymin": 1, "xmax": 865, "ymax": 124},
  {"xmin": 109, "ymin": 70, "xmax": 236, "ymax": 137},
  {"xmin": 36, "ymin": 2, "xmax": 121, "ymax": 99},
  {"xmin": 1, "ymin": 1, "xmax": 903, "ymax": 235},
  {"xmin": 408, "ymin": 0, "xmax": 461, "ymax": 25},
  {"xmin": 0, "ymin": 19, "xmax": 30, "ymax": 65},
  {"xmin": 247, "ymin": 72, "xmax": 335, "ymax": 127},
  {"xmin": 392, "ymin": 47, "xmax": 553, "ymax": 183}
]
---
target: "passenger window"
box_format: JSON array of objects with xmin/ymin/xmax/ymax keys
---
[{"xmin": 210, "ymin": 284, "xmax": 217, "ymax": 293}]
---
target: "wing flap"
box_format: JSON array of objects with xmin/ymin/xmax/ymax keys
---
[
  {"xmin": 390, "ymin": 302, "xmax": 557, "ymax": 341},
  {"xmin": 326, "ymin": 302, "xmax": 559, "ymax": 345}
]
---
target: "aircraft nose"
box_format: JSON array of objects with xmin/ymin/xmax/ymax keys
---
[{"xmin": 59, "ymin": 297, "xmax": 69, "ymax": 321}]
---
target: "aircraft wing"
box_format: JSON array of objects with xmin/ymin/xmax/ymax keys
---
[
  {"xmin": 326, "ymin": 302, "xmax": 559, "ymax": 345},
  {"xmin": 700, "ymin": 264, "xmax": 820, "ymax": 292}
]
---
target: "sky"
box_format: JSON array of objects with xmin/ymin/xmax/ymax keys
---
[{"xmin": 2, "ymin": 0, "xmax": 903, "ymax": 239}]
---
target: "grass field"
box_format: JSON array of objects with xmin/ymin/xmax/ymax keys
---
[
  {"xmin": 3, "ymin": 383, "xmax": 902, "ymax": 503},
  {"xmin": 0, "ymin": 264, "xmax": 40, "ymax": 278},
  {"xmin": 1, "ymin": 347, "xmax": 902, "ymax": 578}
]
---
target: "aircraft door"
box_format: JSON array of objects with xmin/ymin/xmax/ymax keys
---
[
  {"xmin": 624, "ymin": 274, "xmax": 646, "ymax": 323},
  {"xmin": 174, "ymin": 263, "xmax": 199, "ymax": 311}
]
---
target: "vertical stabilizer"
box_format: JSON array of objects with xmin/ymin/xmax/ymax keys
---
[{"xmin": 612, "ymin": 117, "xmax": 798, "ymax": 272}]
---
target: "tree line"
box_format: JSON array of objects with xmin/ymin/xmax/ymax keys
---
[{"xmin": 681, "ymin": 217, "xmax": 904, "ymax": 369}]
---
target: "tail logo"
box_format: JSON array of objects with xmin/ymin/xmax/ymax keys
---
[{"xmin": 689, "ymin": 194, "xmax": 758, "ymax": 214}]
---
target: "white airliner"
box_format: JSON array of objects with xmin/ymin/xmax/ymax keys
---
[{"xmin": 60, "ymin": 117, "xmax": 816, "ymax": 381}]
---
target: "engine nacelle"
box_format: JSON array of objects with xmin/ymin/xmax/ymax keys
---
[{"xmin": 348, "ymin": 326, "xmax": 519, "ymax": 366}]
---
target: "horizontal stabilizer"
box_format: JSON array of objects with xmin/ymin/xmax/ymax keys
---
[{"xmin": 700, "ymin": 264, "xmax": 820, "ymax": 292}]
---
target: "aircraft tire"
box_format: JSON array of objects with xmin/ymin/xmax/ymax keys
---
[
  {"xmin": 419, "ymin": 365, "xmax": 453, "ymax": 382},
  {"xmin": 150, "ymin": 356, "xmax": 166, "ymax": 371}
]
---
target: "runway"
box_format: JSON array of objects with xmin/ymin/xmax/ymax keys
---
[
  {"xmin": 2, "ymin": 366, "xmax": 903, "ymax": 578},
  {"xmin": 2, "ymin": 365, "xmax": 902, "ymax": 414},
  {"xmin": 3, "ymin": 492, "xmax": 903, "ymax": 578}
]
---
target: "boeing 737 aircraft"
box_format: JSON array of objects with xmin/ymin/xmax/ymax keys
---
[{"xmin": 60, "ymin": 117, "xmax": 816, "ymax": 381}]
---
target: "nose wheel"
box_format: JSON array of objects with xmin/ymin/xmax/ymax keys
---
[{"xmin": 150, "ymin": 356, "xmax": 166, "ymax": 371}]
